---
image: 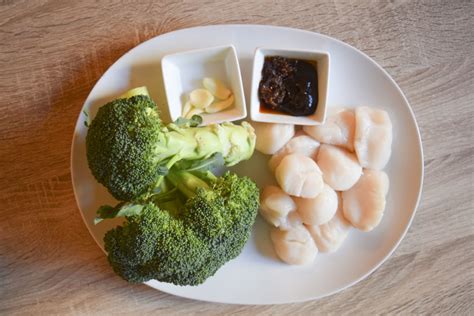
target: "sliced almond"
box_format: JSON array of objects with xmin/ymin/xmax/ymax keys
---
[
  {"xmin": 182, "ymin": 100, "xmax": 192, "ymax": 117},
  {"xmin": 189, "ymin": 88, "xmax": 214, "ymax": 109},
  {"xmin": 205, "ymin": 94, "xmax": 234, "ymax": 113},
  {"xmin": 203, "ymin": 77, "xmax": 231, "ymax": 100},
  {"xmin": 185, "ymin": 107, "xmax": 204, "ymax": 119}
]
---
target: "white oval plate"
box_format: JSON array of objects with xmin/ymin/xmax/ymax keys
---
[{"xmin": 71, "ymin": 25, "xmax": 423, "ymax": 305}]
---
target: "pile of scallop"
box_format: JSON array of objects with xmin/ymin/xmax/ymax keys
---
[{"xmin": 253, "ymin": 106, "xmax": 393, "ymax": 265}]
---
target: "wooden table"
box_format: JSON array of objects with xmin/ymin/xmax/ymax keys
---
[{"xmin": 1, "ymin": 1, "xmax": 473, "ymax": 314}]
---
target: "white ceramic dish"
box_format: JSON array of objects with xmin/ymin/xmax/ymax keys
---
[
  {"xmin": 250, "ymin": 48, "xmax": 330, "ymax": 125},
  {"xmin": 70, "ymin": 25, "xmax": 423, "ymax": 305},
  {"xmin": 161, "ymin": 45, "xmax": 246, "ymax": 125}
]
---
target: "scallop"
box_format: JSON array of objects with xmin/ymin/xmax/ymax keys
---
[
  {"xmin": 260, "ymin": 186, "xmax": 302, "ymax": 229},
  {"xmin": 304, "ymin": 109, "xmax": 355, "ymax": 151},
  {"xmin": 253, "ymin": 122, "xmax": 295, "ymax": 155},
  {"xmin": 354, "ymin": 106, "xmax": 393, "ymax": 170},
  {"xmin": 275, "ymin": 153, "xmax": 324, "ymax": 198},
  {"xmin": 342, "ymin": 169, "xmax": 389, "ymax": 231},
  {"xmin": 306, "ymin": 193, "xmax": 351, "ymax": 252},
  {"xmin": 270, "ymin": 225, "xmax": 318, "ymax": 265},
  {"xmin": 294, "ymin": 184, "xmax": 338, "ymax": 225},
  {"xmin": 268, "ymin": 134, "xmax": 320, "ymax": 172},
  {"xmin": 316, "ymin": 144, "xmax": 362, "ymax": 191}
]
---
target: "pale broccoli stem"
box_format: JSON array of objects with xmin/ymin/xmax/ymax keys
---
[
  {"xmin": 120, "ymin": 86, "xmax": 256, "ymax": 167},
  {"xmin": 166, "ymin": 170, "xmax": 210, "ymax": 199}
]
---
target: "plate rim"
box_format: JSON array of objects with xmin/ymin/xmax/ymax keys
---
[{"xmin": 70, "ymin": 24, "xmax": 424, "ymax": 304}]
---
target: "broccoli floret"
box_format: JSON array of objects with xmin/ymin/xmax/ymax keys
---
[
  {"xmin": 104, "ymin": 203, "xmax": 213, "ymax": 285},
  {"xmin": 86, "ymin": 88, "xmax": 256, "ymax": 201},
  {"xmin": 86, "ymin": 95, "xmax": 164, "ymax": 201},
  {"xmin": 102, "ymin": 171, "xmax": 259, "ymax": 286}
]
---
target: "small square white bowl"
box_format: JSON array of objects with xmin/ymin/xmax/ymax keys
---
[
  {"xmin": 250, "ymin": 48, "xmax": 330, "ymax": 125},
  {"xmin": 161, "ymin": 45, "xmax": 247, "ymax": 125}
]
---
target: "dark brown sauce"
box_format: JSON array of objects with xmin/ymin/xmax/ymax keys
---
[
  {"xmin": 259, "ymin": 56, "xmax": 318, "ymax": 116},
  {"xmin": 259, "ymin": 104, "xmax": 280, "ymax": 114}
]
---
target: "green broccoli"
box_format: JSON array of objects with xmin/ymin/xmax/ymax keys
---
[
  {"xmin": 86, "ymin": 88, "xmax": 256, "ymax": 201},
  {"xmin": 101, "ymin": 170, "xmax": 259, "ymax": 286}
]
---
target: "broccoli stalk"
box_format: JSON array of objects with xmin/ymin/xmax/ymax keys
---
[
  {"xmin": 86, "ymin": 88, "xmax": 256, "ymax": 201},
  {"xmin": 166, "ymin": 169, "xmax": 211, "ymax": 198},
  {"xmin": 154, "ymin": 121, "xmax": 256, "ymax": 167}
]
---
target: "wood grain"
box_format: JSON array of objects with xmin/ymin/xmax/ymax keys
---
[{"xmin": 1, "ymin": 0, "xmax": 473, "ymax": 314}]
